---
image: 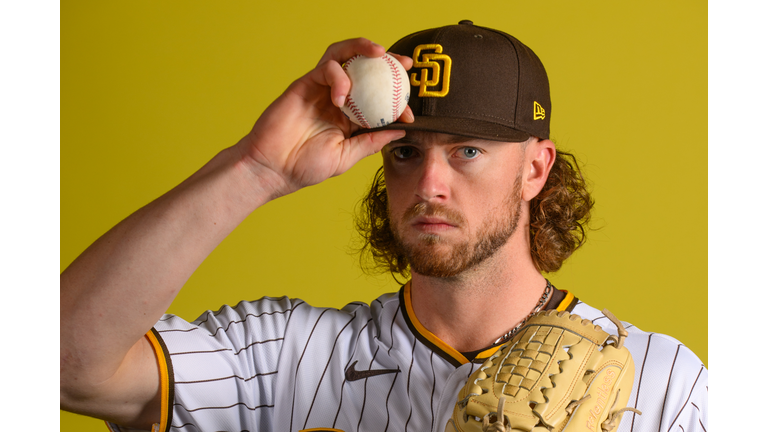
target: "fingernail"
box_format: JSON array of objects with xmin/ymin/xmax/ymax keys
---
[
  {"xmin": 401, "ymin": 108, "xmax": 414, "ymax": 123},
  {"xmin": 335, "ymin": 95, "xmax": 346, "ymax": 107}
]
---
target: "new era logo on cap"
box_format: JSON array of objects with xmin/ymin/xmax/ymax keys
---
[{"xmin": 534, "ymin": 101, "xmax": 545, "ymax": 120}]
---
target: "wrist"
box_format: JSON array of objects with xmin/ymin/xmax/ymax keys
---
[{"xmin": 230, "ymin": 136, "xmax": 294, "ymax": 206}]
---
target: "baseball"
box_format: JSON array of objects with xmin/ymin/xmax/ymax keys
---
[{"xmin": 340, "ymin": 53, "xmax": 409, "ymax": 129}]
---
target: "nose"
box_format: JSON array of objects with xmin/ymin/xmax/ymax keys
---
[{"xmin": 415, "ymin": 152, "xmax": 450, "ymax": 202}]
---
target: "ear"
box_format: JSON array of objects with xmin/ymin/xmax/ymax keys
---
[{"xmin": 522, "ymin": 139, "xmax": 556, "ymax": 201}]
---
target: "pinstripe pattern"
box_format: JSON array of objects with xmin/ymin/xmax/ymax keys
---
[
  {"xmin": 109, "ymin": 290, "xmax": 707, "ymax": 432},
  {"xmin": 571, "ymin": 302, "xmax": 708, "ymax": 432}
]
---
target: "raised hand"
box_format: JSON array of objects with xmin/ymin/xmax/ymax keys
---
[
  {"xmin": 61, "ymin": 38, "xmax": 413, "ymax": 430},
  {"xmin": 237, "ymin": 37, "xmax": 413, "ymax": 199}
]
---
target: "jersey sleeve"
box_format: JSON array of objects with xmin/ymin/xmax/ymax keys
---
[
  {"xmin": 571, "ymin": 302, "xmax": 708, "ymax": 432},
  {"xmin": 622, "ymin": 332, "xmax": 708, "ymax": 432},
  {"xmin": 108, "ymin": 296, "xmax": 304, "ymax": 432}
]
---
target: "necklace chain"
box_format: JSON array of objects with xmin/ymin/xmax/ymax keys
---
[{"xmin": 493, "ymin": 280, "xmax": 553, "ymax": 345}]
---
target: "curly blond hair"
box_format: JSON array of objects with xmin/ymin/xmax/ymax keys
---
[{"xmin": 354, "ymin": 149, "xmax": 593, "ymax": 277}]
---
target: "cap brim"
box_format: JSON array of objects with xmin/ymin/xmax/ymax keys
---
[{"xmin": 354, "ymin": 116, "xmax": 532, "ymax": 143}]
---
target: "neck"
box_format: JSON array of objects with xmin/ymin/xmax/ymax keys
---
[{"xmin": 409, "ymin": 231, "xmax": 548, "ymax": 352}]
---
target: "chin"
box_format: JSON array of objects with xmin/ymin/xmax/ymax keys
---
[
  {"xmin": 416, "ymin": 233, "xmax": 442, "ymax": 245},
  {"xmin": 404, "ymin": 242, "xmax": 472, "ymax": 278}
]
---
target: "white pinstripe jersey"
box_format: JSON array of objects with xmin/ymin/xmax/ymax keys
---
[{"xmin": 108, "ymin": 282, "xmax": 707, "ymax": 432}]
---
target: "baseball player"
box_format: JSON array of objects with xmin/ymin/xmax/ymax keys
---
[{"xmin": 60, "ymin": 22, "xmax": 708, "ymax": 432}]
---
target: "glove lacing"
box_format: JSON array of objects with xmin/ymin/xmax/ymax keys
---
[
  {"xmin": 563, "ymin": 382, "xmax": 642, "ymax": 431},
  {"xmin": 600, "ymin": 390, "xmax": 642, "ymax": 432},
  {"xmin": 565, "ymin": 394, "xmax": 592, "ymax": 415},
  {"xmin": 482, "ymin": 397, "xmax": 510, "ymax": 432},
  {"xmin": 602, "ymin": 309, "xmax": 628, "ymax": 349},
  {"xmin": 455, "ymin": 310, "xmax": 642, "ymax": 432}
]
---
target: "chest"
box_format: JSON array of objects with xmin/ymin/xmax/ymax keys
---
[{"xmin": 273, "ymin": 331, "xmax": 478, "ymax": 432}]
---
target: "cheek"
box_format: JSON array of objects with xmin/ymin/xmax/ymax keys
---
[
  {"xmin": 383, "ymin": 166, "xmax": 412, "ymax": 208},
  {"xmin": 385, "ymin": 185, "xmax": 409, "ymax": 223},
  {"xmin": 463, "ymin": 177, "xmax": 520, "ymax": 217}
]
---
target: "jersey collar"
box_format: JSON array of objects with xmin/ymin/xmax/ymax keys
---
[{"xmin": 399, "ymin": 280, "xmax": 578, "ymax": 367}]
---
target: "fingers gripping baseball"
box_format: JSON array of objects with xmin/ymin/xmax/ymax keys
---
[
  {"xmin": 317, "ymin": 38, "xmax": 388, "ymax": 107},
  {"xmin": 240, "ymin": 38, "xmax": 407, "ymax": 198},
  {"xmin": 318, "ymin": 37, "xmax": 388, "ymax": 67}
]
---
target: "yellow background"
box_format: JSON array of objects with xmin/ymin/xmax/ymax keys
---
[{"xmin": 61, "ymin": 1, "xmax": 707, "ymax": 430}]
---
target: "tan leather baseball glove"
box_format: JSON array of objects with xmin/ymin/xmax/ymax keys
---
[{"xmin": 445, "ymin": 310, "xmax": 641, "ymax": 432}]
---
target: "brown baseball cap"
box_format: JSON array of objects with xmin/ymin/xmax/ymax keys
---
[{"xmin": 363, "ymin": 20, "xmax": 551, "ymax": 142}]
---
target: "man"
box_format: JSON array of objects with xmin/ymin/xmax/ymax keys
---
[{"xmin": 60, "ymin": 22, "xmax": 707, "ymax": 432}]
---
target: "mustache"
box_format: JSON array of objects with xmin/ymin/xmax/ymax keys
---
[{"xmin": 401, "ymin": 202, "xmax": 466, "ymax": 226}]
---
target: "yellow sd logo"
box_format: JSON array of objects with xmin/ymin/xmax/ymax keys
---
[{"xmin": 410, "ymin": 44, "xmax": 452, "ymax": 97}]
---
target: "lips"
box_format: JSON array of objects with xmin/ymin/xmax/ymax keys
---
[
  {"xmin": 412, "ymin": 216, "xmax": 456, "ymax": 232},
  {"xmin": 402, "ymin": 203, "xmax": 465, "ymax": 234}
]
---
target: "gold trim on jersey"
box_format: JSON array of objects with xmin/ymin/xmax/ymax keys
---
[
  {"xmin": 145, "ymin": 329, "xmax": 173, "ymax": 432},
  {"xmin": 403, "ymin": 281, "xmax": 470, "ymax": 366},
  {"xmin": 474, "ymin": 345, "xmax": 503, "ymax": 360},
  {"xmin": 557, "ymin": 290, "xmax": 575, "ymax": 311},
  {"xmin": 401, "ymin": 281, "xmax": 580, "ymax": 366},
  {"xmin": 300, "ymin": 429, "xmax": 346, "ymax": 432}
]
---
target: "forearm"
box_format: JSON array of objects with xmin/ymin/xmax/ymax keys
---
[
  {"xmin": 60, "ymin": 142, "xmax": 277, "ymax": 394},
  {"xmin": 59, "ymin": 38, "xmax": 409, "ymax": 424}
]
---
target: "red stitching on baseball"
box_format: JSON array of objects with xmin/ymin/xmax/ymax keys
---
[
  {"xmin": 382, "ymin": 54, "xmax": 403, "ymax": 123},
  {"xmin": 343, "ymin": 55, "xmax": 371, "ymax": 128},
  {"xmin": 346, "ymin": 94, "xmax": 370, "ymax": 128},
  {"xmin": 343, "ymin": 54, "xmax": 361, "ymax": 71}
]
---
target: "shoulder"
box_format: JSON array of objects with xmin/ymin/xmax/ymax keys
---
[
  {"xmin": 571, "ymin": 300, "xmax": 708, "ymax": 431},
  {"xmin": 154, "ymin": 291, "xmax": 403, "ymax": 338},
  {"xmin": 570, "ymin": 301, "xmax": 705, "ymax": 368},
  {"xmin": 154, "ymin": 295, "xmax": 303, "ymax": 334}
]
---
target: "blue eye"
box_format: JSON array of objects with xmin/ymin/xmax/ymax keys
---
[
  {"xmin": 461, "ymin": 147, "xmax": 480, "ymax": 159},
  {"xmin": 393, "ymin": 147, "xmax": 415, "ymax": 159}
]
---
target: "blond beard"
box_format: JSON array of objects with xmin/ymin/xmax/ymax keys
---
[{"xmin": 390, "ymin": 173, "xmax": 523, "ymax": 278}]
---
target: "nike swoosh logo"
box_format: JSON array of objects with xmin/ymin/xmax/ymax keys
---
[{"xmin": 345, "ymin": 361, "xmax": 400, "ymax": 382}]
